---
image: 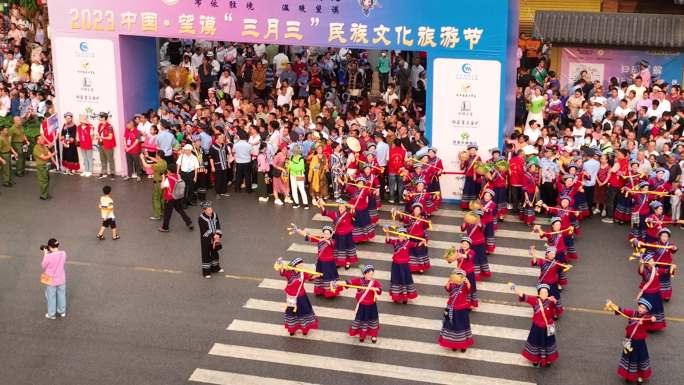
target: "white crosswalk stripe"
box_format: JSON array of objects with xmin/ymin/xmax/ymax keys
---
[
  {"xmin": 258, "ymin": 278, "xmax": 532, "ymax": 318},
  {"xmin": 301, "ymin": 228, "xmax": 539, "ymax": 257},
  {"xmin": 207, "ymin": 343, "xmax": 536, "ymax": 385},
  {"xmin": 189, "ymin": 368, "xmax": 322, "ymax": 385},
  {"xmin": 287, "ymin": 243, "xmax": 539, "ymax": 277},
  {"xmin": 190, "ymin": 205, "xmax": 551, "ymax": 385},
  {"xmin": 243, "ymin": 298, "xmax": 528, "ymax": 341},
  {"xmin": 227, "ymin": 319, "xmax": 530, "ymax": 366},
  {"xmin": 379, "ymin": 205, "xmax": 550, "ymax": 224},
  {"xmin": 312, "ymin": 214, "xmax": 542, "ymax": 240}
]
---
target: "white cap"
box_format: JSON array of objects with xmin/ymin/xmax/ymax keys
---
[{"xmin": 183, "ymin": 144, "xmax": 193, "ymax": 150}]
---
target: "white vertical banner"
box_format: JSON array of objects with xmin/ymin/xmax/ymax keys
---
[
  {"xmin": 431, "ymin": 58, "xmax": 501, "ymax": 201},
  {"xmin": 52, "ymin": 37, "xmax": 120, "ymax": 174}
]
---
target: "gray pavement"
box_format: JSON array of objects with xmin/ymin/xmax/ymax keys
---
[{"xmin": 0, "ymin": 173, "xmax": 683, "ymax": 385}]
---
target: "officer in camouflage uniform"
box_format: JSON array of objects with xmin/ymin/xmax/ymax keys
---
[{"xmin": 33, "ymin": 135, "xmax": 55, "ymax": 200}]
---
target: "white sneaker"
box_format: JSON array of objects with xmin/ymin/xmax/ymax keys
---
[
  {"xmin": 258, "ymin": 197, "xmax": 267, "ymax": 202},
  {"xmin": 284, "ymin": 197, "xmax": 293, "ymax": 204},
  {"xmin": 274, "ymin": 199, "xmax": 284, "ymax": 206},
  {"xmin": 132, "ymin": 173, "xmax": 138, "ymax": 178},
  {"xmin": 601, "ymin": 218, "xmax": 614, "ymax": 224},
  {"xmin": 45, "ymin": 313, "xmax": 56, "ymax": 320},
  {"xmin": 251, "ymin": 183, "xmax": 258, "ymax": 189},
  {"xmin": 98, "ymin": 174, "xmax": 108, "ymax": 179},
  {"xmin": 262, "ymin": 196, "xmax": 269, "ymax": 202},
  {"xmin": 601, "ymin": 210, "xmax": 607, "ymax": 217},
  {"xmin": 592, "ymin": 208, "xmax": 600, "ymax": 214}
]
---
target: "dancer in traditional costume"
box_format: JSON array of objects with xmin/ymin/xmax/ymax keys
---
[
  {"xmin": 460, "ymin": 144, "xmax": 482, "ymax": 210},
  {"xmin": 348, "ymin": 175, "xmax": 375, "ymax": 243},
  {"xmin": 383, "ymin": 226, "xmax": 419, "ymax": 304},
  {"xmin": 639, "ymin": 229, "xmax": 678, "ymax": 302},
  {"xmin": 513, "ymin": 283, "xmax": 559, "ymax": 367},
  {"xmin": 446, "ymin": 236, "xmax": 478, "ymax": 308},
  {"xmin": 543, "ymin": 196, "xmax": 580, "ymax": 260},
  {"xmin": 607, "ymin": 298, "xmax": 655, "ymax": 384},
  {"xmin": 614, "ymin": 159, "xmax": 642, "ymax": 224},
  {"xmin": 534, "ymin": 217, "xmax": 572, "ymax": 286},
  {"xmin": 317, "ymin": 199, "xmax": 358, "ymax": 269},
  {"xmin": 461, "ymin": 210, "xmax": 490, "ymax": 280},
  {"xmin": 276, "ymin": 257, "xmax": 319, "ymax": 336},
  {"xmin": 637, "ymin": 252, "xmax": 666, "ymax": 331},
  {"xmin": 292, "ymin": 225, "xmax": 341, "ymax": 298},
  {"xmin": 438, "ymin": 269, "xmax": 474, "ymax": 352},
  {"xmin": 644, "ymin": 201, "xmax": 666, "ymax": 244},
  {"xmin": 425, "ymin": 148, "xmax": 444, "ymax": 211},
  {"xmin": 481, "ymin": 189, "xmax": 497, "ymax": 254},
  {"xmin": 342, "ymin": 264, "xmax": 382, "ymax": 343},
  {"xmin": 530, "ymin": 245, "xmax": 565, "ymax": 317},
  {"xmin": 627, "ymin": 182, "xmax": 653, "ymax": 242},
  {"xmin": 394, "ymin": 203, "xmax": 431, "ymax": 273},
  {"xmin": 520, "ymin": 162, "xmax": 539, "ymax": 226}
]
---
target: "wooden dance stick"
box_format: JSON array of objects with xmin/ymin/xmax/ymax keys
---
[
  {"xmin": 273, "ymin": 261, "xmax": 323, "ymax": 277},
  {"xmin": 357, "ymin": 160, "xmax": 385, "ymax": 173},
  {"xmin": 637, "ymin": 241, "xmax": 676, "ymax": 250},
  {"xmin": 330, "ymin": 281, "xmax": 381, "ymax": 293},
  {"xmin": 344, "ymin": 181, "xmax": 379, "ymax": 192},
  {"xmin": 382, "ymin": 227, "xmax": 427, "ymax": 243},
  {"xmin": 529, "ymin": 246, "xmax": 573, "ymax": 272},
  {"xmin": 391, "ymin": 209, "xmax": 433, "ymax": 228}
]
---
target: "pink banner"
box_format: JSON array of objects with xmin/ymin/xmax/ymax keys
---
[{"xmin": 559, "ymin": 47, "xmax": 683, "ymax": 89}]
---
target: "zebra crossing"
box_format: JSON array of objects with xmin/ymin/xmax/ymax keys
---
[{"xmin": 189, "ymin": 204, "xmax": 547, "ymax": 385}]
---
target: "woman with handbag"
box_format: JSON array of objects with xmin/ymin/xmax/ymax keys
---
[
  {"xmin": 271, "ymin": 145, "xmax": 291, "ymax": 206},
  {"xmin": 513, "ymin": 283, "xmax": 559, "ymax": 367},
  {"xmin": 41, "ymin": 238, "xmax": 67, "ymax": 320},
  {"xmin": 610, "ymin": 298, "xmax": 656, "ymax": 384}
]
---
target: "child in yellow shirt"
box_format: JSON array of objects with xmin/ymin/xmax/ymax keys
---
[{"xmin": 97, "ymin": 185, "xmax": 119, "ymax": 240}]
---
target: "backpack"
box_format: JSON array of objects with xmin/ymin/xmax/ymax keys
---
[{"xmin": 171, "ymin": 178, "xmax": 186, "ymax": 200}]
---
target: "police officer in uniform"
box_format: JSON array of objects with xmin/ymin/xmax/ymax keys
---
[
  {"xmin": 33, "ymin": 135, "xmax": 55, "ymax": 200},
  {"xmin": 149, "ymin": 151, "xmax": 167, "ymax": 220}
]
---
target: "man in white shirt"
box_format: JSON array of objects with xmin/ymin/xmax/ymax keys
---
[
  {"xmin": 589, "ymin": 87, "xmax": 607, "ymax": 109},
  {"xmin": 410, "ymin": 57, "xmax": 424, "ymax": 91},
  {"xmin": 571, "ymin": 118, "xmax": 587, "ymax": 147},
  {"xmin": 276, "ymin": 84, "xmax": 292, "ymax": 108},
  {"xmin": 272, "ymin": 51, "xmax": 289, "ymax": 77},
  {"xmin": 176, "ymin": 144, "xmax": 199, "ymax": 206},
  {"xmin": 224, "ymin": 44, "xmax": 237, "ymax": 66},
  {"xmin": 523, "ymin": 120, "xmax": 541, "ymax": 144},
  {"xmin": 30, "ymin": 59, "xmax": 44, "ymax": 83},
  {"xmin": 137, "ymin": 114, "xmax": 152, "ymax": 137},
  {"xmin": 253, "ymin": 43, "xmax": 266, "ymax": 59},
  {"xmin": 613, "ymin": 99, "xmax": 632, "ymax": 127},
  {"xmin": 0, "ymin": 89, "xmax": 10, "ymax": 117},
  {"xmin": 191, "ymin": 47, "xmax": 204, "ymax": 69},
  {"xmin": 3, "ymin": 52, "xmax": 17, "ymax": 83},
  {"xmin": 626, "ymin": 76, "xmax": 646, "ymax": 100},
  {"xmin": 215, "ymin": 43, "xmax": 226, "ymax": 63}
]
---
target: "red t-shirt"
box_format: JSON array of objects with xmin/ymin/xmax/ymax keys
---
[
  {"xmin": 608, "ymin": 158, "xmax": 628, "ymax": 188},
  {"xmin": 77, "ymin": 123, "xmax": 93, "ymax": 150},
  {"xmin": 509, "ymin": 155, "xmax": 525, "ymax": 187},
  {"xmin": 388, "ymin": 146, "xmax": 406, "ymax": 175},
  {"xmin": 124, "ymin": 128, "xmax": 141, "ymax": 155},
  {"xmin": 98, "ymin": 122, "xmax": 116, "ymax": 150}
]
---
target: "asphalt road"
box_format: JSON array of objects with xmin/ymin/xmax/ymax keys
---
[{"xmin": 0, "ymin": 173, "xmax": 683, "ymax": 385}]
